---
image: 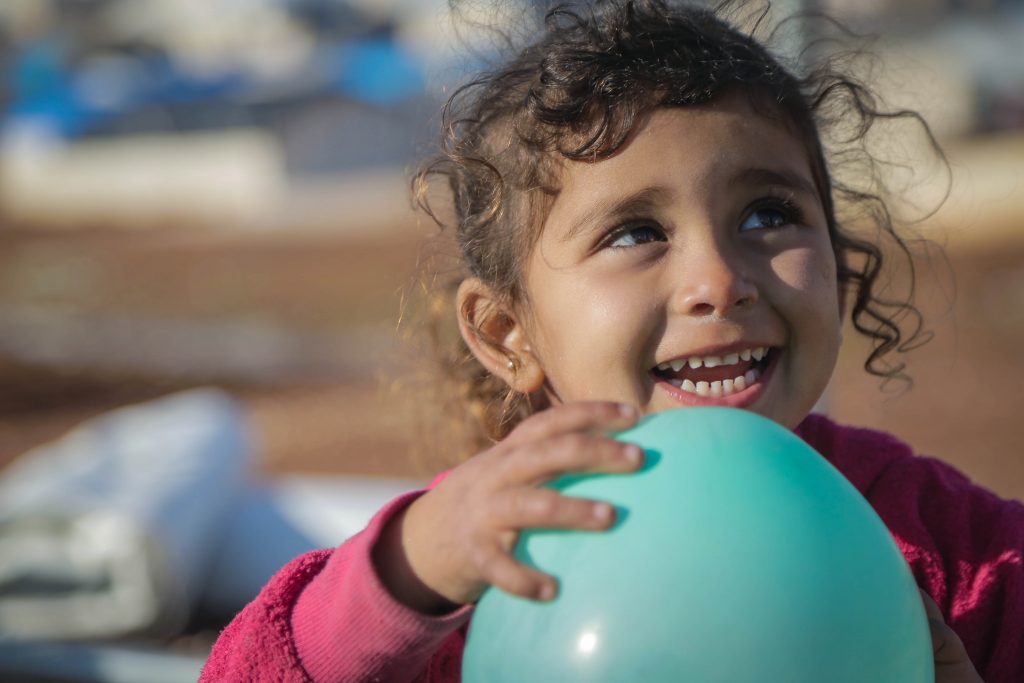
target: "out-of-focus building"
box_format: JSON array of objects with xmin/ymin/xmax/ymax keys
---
[
  {"xmin": 820, "ymin": 0, "xmax": 1024, "ymax": 136},
  {"xmin": 0, "ymin": 0, "xmax": 458, "ymax": 231}
]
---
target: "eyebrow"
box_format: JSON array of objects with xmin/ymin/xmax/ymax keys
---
[
  {"xmin": 558, "ymin": 166, "xmax": 820, "ymax": 243},
  {"xmin": 732, "ymin": 167, "xmax": 818, "ymax": 197},
  {"xmin": 560, "ymin": 186, "xmax": 671, "ymax": 242}
]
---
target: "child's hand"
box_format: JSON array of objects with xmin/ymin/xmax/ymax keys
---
[
  {"xmin": 921, "ymin": 589, "xmax": 983, "ymax": 682},
  {"xmin": 374, "ymin": 401, "xmax": 642, "ymax": 614}
]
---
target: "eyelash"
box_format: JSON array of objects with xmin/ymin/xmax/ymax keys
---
[
  {"xmin": 598, "ymin": 195, "xmax": 807, "ymax": 251},
  {"xmin": 742, "ymin": 196, "xmax": 805, "ymax": 231},
  {"xmin": 601, "ymin": 220, "xmax": 668, "ymax": 250}
]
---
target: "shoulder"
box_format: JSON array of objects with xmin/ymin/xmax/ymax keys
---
[
  {"xmin": 795, "ymin": 412, "xmax": 1021, "ymax": 513},
  {"xmin": 794, "ymin": 412, "xmax": 1022, "ymax": 520},
  {"xmin": 794, "ymin": 412, "xmax": 917, "ymax": 496}
]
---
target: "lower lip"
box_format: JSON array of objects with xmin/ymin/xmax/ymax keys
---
[{"xmin": 653, "ymin": 352, "xmax": 778, "ymax": 409}]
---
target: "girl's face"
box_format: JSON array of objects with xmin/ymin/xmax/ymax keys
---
[{"xmin": 517, "ymin": 92, "xmax": 842, "ymax": 429}]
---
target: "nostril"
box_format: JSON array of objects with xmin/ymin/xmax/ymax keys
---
[
  {"xmin": 678, "ymin": 278, "xmax": 758, "ymax": 317},
  {"xmin": 690, "ymin": 302, "xmax": 716, "ymax": 317}
]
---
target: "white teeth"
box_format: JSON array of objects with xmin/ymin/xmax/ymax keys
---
[
  {"xmin": 656, "ymin": 346, "xmax": 772, "ymax": 376},
  {"xmin": 672, "ymin": 367, "xmax": 761, "ymax": 397}
]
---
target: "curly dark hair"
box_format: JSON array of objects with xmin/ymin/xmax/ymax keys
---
[{"xmin": 409, "ymin": 0, "xmax": 939, "ymax": 461}]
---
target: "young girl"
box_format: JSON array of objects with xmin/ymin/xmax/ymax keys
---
[{"xmin": 201, "ymin": 2, "xmax": 1021, "ymax": 681}]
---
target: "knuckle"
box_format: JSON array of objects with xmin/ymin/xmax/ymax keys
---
[
  {"xmin": 574, "ymin": 401, "xmax": 615, "ymax": 426},
  {"xmin": 546, "ymin": 402, "xmax": 596, "ymax": 427},
  {"xmin": 525, "ymin": 576, "xmax": 549, "ymax": 600},
  {"xmin": 508, "ymin": 571, "xmax": 535, "ymax": 596},
  {"xmin": 556, "ymin": 432, "xmax": 589, "ymax": 455},
  {"xmin": 557, "ymin": 498, "xmax": 585, "ymax": 524},
  {"xmin": 490, "ymin": 560, "xmax": 525, "ymax": 592},
  {"xmin": 527, "ymin": 490, "xmax": 556, "ymax": 517},
  {"xmin": 532, "ymin": 407, "xmax": 560, "ymax": 428},
  {"xmin": 508, "ymin": 411, "xmax": 546, "ymax": 440},
  {"xmin": 469, "ymin": 545, "xmax": 492, "ymax": 573},
  {"xmin": 555, "ymin": 495, "xmax": 596, "ymax": 526},
  {"xmin": 596, "ymin": 437, "xmax": 623, "ymax": 456},
  {"xmin": 509, "ymin": 489, "xmax": 532, "ymax": 517},
  {"xmin": 504, "ymin": 570, "xmax": 541, "ymax": 599},
  {"xmin": 935, "ymin": 625, "xmax": 967, "ymax": 655}
]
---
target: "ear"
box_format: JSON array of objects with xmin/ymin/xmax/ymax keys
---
[{"xmin": 456, "ymin": 278, "xmax": 545, "ymax": 394}]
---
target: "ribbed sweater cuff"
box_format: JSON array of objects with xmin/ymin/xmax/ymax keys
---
[{"xmin": 292, "ymin": 489, "xmax": 472, "ymax": 682}]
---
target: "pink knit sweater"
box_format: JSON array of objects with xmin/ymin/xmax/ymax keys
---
[{"xmin": 199, "ymin": 414, "xmax": 1024, "ymax": 682}]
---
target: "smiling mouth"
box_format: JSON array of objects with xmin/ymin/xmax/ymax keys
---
[{"xmin": 651, "ymin": 346, "xmax": 774, "ymax": 397}]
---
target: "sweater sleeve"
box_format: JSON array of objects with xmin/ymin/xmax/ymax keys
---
[
  {"xmin": 798, "ymin": 414, "xmax": 1024, "ymax": 682},
  {"xmin": 867, "ymin": 452, "xmax": 1024, "ymax": 683},
  {"xmin": 199, "ymin": 489, "xmax": 471, "ymax": 683}
]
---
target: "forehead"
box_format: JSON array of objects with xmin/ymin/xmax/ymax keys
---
[{"xmin": 547, "ymin": 93, "xmax": 817, "ymax": 215}]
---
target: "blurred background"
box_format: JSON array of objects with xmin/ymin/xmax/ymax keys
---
[{"xmin": 0, "ymin": 0, "xmax": 1021, "ymax": 680}]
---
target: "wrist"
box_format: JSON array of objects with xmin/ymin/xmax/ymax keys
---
[{"xmin": 372, "ymin": 500, "xmax": 462, "ymax": 616}]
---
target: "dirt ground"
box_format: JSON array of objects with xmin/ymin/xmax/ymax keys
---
[
  {"xmin": 1, "ymin": 220, "xmax": 1022, "ymax": 501},
  {"xmin": 0, "ymin": 228, "xmax": 427, "ymax": 476}
]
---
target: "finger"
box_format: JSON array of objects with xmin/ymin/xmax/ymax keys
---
[
  {"xmin": 477, "ymin": 544, "xmax": 559, "ymax": 602},
  {"xmin": 491, "ymin": 487, "xmax": 617, "ymax": 531},
  {"xmin": 919, "ymin": 590, "xmax": 964, "ymax": 658},
  {"xmin": 919, "ymin": 591, "xmax": 983, "ymax": 681},
  {"xmin": 930, "ymin": 619, "xmax": 969, "ymax": 661},
  {"xmin": 930, "ymin": 621, "xmax": 982, "ymax": 681},
  {"xmin": 919, "ymin": 589, "xmax": 943, "ymax": 621},
  {"xmin": 919, "ymin": 590, "xmax": 956, "ymax": 657},
  {"xmin": 499, "ymin": 432, "xmax": 644, "ymax": 485},
  {"xmin": 506, "ymin": 401, "xmax": 638, "ymax": 445}
]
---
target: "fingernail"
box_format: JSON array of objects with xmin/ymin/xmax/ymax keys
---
[
  {"xmin": 624, "ymin": 444, "xmax": 643, "ymax": 465},
  {"xmin": 538, "ymin": 582, "xmax": 557, "ymax": 601},
  {"xmin": 593, "ymin": 502, "xmax": 614, "ymax": 522},
  {"xmin": 618, "ymin": 403, "xmax": 637, "ymax": 419}
]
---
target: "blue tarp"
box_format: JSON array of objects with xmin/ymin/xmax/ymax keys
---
[{"xmin": 4, "ymin": 34, "xmax": 426, "ymax": 138}]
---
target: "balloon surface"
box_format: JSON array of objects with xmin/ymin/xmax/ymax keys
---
[{"xmin": 463, "ymin": 407, "xmax": 932, "ymax": 682}]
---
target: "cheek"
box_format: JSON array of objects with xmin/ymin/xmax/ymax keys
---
[
  {"xmin": 541, "ymin": 260, "xmax": 649, "ymax": 316},
  {"xmin": 770, "ymin": 246, "xmax": 839, "ymax": 314},
  {"xmin": 525, "ymin": 272, "xmax": 654, "ymax": 389}
]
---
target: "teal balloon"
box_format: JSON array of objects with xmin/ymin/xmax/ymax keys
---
[{"xmin": 463, "ymin": 407, "xmax": 932, "ymax": 682}]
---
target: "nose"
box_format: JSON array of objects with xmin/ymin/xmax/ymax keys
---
[{"xmin": 673, "ymin": 245, "xmax": 759, "ymax": 318}]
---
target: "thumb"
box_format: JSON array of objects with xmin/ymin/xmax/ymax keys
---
[{"xmin": 920, "ymin": 590, "xmax": 983, "ymax": 682}]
